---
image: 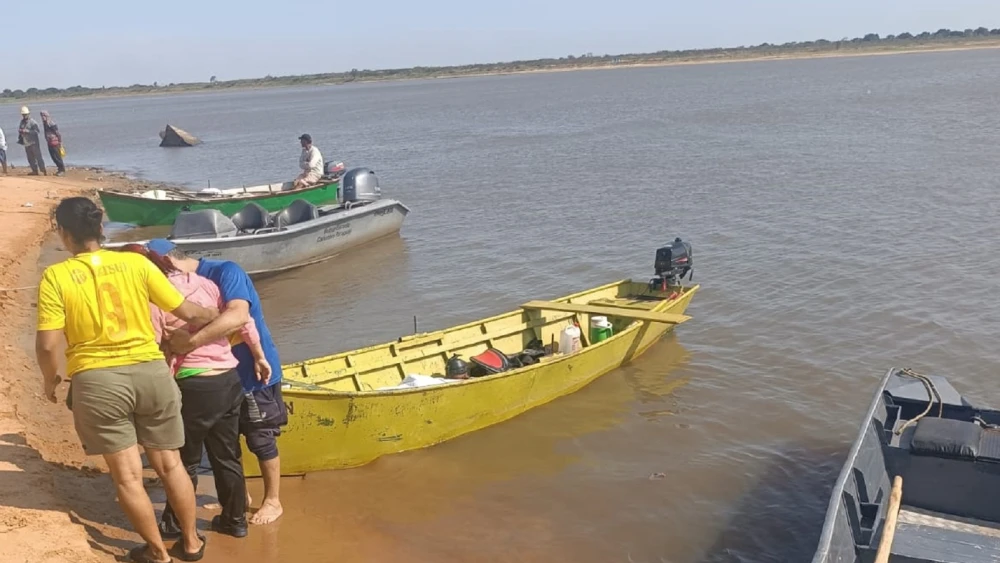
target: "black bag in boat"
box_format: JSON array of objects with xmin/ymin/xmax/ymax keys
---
[{"xmin": 519, "ymin": 338, "xmax": 551, "ymax": 362}]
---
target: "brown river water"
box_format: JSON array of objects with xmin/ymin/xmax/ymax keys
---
[{"xmin": 34, "ymin": 47, "xmax": 1000, "ymax": 562}]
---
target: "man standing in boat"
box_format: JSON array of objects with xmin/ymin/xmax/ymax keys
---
[
  {"xmin": 293, "ymin": 133, "xmax": 323, "ymax": 189},
  {"xmin": 148, "ymin": 239, "xmax": 287, "ymax": 526}
]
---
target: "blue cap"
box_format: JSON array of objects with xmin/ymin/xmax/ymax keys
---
[{"xmin": 146, "ymin": 238, "xmax": 176, "ymax": 255}]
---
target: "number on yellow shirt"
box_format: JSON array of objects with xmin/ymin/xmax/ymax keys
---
[{"xmin": 98, "ymin": 282, "xmax": 129, "ymax": 339}]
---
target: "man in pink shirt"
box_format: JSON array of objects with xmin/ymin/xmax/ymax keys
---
[{"xmin": 120, "ymin": 245, "xmax": 271, "ymax": 541}]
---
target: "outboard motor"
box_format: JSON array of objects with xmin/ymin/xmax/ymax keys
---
[
  {"xmin": 341, "ymin": 167, "xmax": 381, "ymax": 204},
  {"xmin": 649, "ymin": 237, "xmax": 692, "ymax": 291},
  {"xmin": 324, "ymin": 160, "xmax": 345, "ymax": 178}
]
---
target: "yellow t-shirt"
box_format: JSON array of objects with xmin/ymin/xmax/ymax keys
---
[{"xmin": 36, "ymin": 250, "xmax": 186, "ymax": 377}]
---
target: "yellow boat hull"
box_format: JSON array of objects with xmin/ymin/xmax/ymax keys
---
[{"xmin": 243, "ymin": 279, "xmax": 698, "ymax": 476}]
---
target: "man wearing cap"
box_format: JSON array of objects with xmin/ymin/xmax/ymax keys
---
[
  {"xmin": 17, "ymin": 106, "xmax": 46, "ymax": 176},
  {"xmin": 146, "ymin": 238, "xmax": 287, "ymax": 526},
  {"xmin": 293, "ymin": 134, "xmax": 323, "ymax": 189}
]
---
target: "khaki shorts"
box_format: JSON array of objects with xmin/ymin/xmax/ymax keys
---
[
  {"xmin": 296, "ymin": 171, "xmax": 321, "ymax": 185},
  {"xmin": 70, "ymin": 361, "xmax": 184, "ymax": 456}
]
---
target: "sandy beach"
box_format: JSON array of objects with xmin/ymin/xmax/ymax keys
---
[{"xmin": 0, "ymin": 169, "xmax": 150, "ymax": 563}]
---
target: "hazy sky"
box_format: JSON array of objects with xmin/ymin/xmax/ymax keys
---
[{"xmin": 4, "ymin": 0, "xmax": 999, "ymax": 89}]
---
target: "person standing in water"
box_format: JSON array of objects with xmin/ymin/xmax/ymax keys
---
[
  {"xmin": 40, "ymin": 111, "xmax": 66, "ymax": 176},
  {"xmin": 36, "ymin": 198, "xmax": 216, "ymax": 563},
  {"xmin": 148, "ymin": 239, "xmax": 287, "ymax": 526},
  {"xmin": 17, "ymin": 106, "xmax": 46, "ymax": 175},
  {"xmin": 118, "ymin": 244, "xmax": 273, "ymax": 539}
]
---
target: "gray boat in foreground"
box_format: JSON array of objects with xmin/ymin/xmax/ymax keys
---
[
  {"xmin": 813, "ymin": 366, "xmax": 1000, "ymax": 563},
  {"xmin": 106, "ymin": 167, "xmax": 409, "ymax": 276}
]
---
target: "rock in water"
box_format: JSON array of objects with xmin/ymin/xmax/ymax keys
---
[{"xmin": 159, "ymin": 124, "xmax": 201, "ymax": 147}]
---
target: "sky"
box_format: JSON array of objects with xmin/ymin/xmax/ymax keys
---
[{"xmin": 4, "ymin": 0, "xmax": 1000, "ymax": 90}]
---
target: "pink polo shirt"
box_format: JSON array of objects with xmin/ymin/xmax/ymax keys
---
[{"xmin": 149, "ymin": 270, "xmax": 261, "ymax": 375}]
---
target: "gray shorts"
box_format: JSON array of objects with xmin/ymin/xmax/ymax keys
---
[
  {"xmin": 70, "ymin": 361, "xmax": 184, "ymax": 456},
  {"xmin": 0, "ymin": 148, "xmax": 6, "ymax": 164}
]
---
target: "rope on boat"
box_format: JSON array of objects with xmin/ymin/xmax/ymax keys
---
[{"xmin": 895, "ymin": 368, "xmax": 943, "ymax": 435}]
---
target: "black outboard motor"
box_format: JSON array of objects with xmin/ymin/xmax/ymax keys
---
[{"xmin": 649, "ymin": 237, "xmax": 693, "ymax": 291}]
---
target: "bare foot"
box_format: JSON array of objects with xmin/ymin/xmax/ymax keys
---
[
  {"xmin": 246, "ymin": 490, "xmax": 253, "ymax": 508},
  {"xmin": 249, "ymin": 500, "xmax": 283, "ymax": 525}
]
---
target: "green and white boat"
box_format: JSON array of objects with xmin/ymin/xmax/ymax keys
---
[{"xmin": 98, "ymin": 168, "xmax": 344, "ymax": 227}]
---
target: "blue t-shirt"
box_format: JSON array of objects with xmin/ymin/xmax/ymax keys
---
[{"xmin": 196, "ymin": 259, "xmax": 282, "ymax": 392}]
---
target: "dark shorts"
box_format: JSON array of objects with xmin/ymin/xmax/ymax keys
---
[
  {"xmin": 0, "ymin": 148, "xmax": 6, "ymax": 164},
  {"xmin": 239, "ymin": 383, "xmax": 287, "ymax": 462}
]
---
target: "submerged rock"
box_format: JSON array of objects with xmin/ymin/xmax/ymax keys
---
[{"xmin": 159, "ymin": 124, "xmax": 201, "ymax": 147}]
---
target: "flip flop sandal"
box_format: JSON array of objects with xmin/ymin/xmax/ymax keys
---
[
  {"xmin": 174, "ymin": 534, "xmax": 207, "ymax": 562},
  {"xmin": 129, "ymin": 545, "xmax": 172, "ymax": 563}
]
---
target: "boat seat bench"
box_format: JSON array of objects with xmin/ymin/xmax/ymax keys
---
[
  {"xmin": 909, "ymin": 417, "xmax": 1000, "ymax": 463},
  {"xmin": 274, "ymin": 199, "xmax": 320, "ymax": 228},
  {"xmin": 892, "ymin": 508, "xmax": 1000, "ymax": 563},
  {"xmin": 231, "ymin": 202, "xmax": 271, "ymax": 232}
]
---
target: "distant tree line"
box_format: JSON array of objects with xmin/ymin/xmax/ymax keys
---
[{"xmin": 3, "ymin": 27, "xmax": 999, "ymax": 101}]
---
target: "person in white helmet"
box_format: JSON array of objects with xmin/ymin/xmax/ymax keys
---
[{"xmin": 17, "ymin": 106, "xmax": 46, "ymax": 176}]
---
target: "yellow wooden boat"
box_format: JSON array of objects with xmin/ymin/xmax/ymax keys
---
[{"xmin": 243, "ymin": 278, "xmax": 698, "ymax": 477}]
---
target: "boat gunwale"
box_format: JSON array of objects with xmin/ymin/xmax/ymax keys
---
[
  {"xmin": 102, "ymin": 199, "xmax": 410, "ymax": 249},
  {"xmin": 811, "ymin": 366, "xmax": 897, "ymax": 563},
  {"xmin": 96, "ymin": 179, "xmax": 340, "ymax": 204},
  {"xmin": 281, "ymin": 280, "xmax": 700, "ymax": 398}
]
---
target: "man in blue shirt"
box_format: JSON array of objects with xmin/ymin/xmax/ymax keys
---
[{"xmin": 147, "ymin": 239, "xmax": 286, "ymax": 527}]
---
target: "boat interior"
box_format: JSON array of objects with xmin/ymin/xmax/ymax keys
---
[
  {"xmin": 169, "ymin": 198, "xmax": 377, "ymax": 240},
  {"xmin": 817, "ymin": 368, "xmax": 1000, "ymax": 563},
  {"xmin": 282, "ymin": 280, "xmax": 695, "ymax": 394},
  {"xmin": 136, "ymin": 165, "xmax": 344, "ymax": 201},
  {"xmin": 167, "ymin": 166, "xmax": 389, "ymax": 240}
]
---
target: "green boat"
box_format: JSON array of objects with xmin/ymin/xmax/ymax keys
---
[{"xmin": 98, "ymin": 179, "xmax": 341, "ymax": 227}]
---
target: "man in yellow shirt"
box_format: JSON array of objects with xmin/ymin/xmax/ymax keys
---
[{"xmin": 35, "ymin": 197, "xmax": 219, "ymax": 563}]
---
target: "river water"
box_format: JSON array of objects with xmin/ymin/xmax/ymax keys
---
[{"xmin": 26, "ymin": 48, "xmax": 1000, "ymax": 562}]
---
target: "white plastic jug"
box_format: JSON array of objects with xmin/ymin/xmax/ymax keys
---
[{"xmin": 559, "ymin": 325, "xmax": 582, "ymax": 355}]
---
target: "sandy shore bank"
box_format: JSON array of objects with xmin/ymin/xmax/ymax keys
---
[{"xmin": 0, "ymin": 168, "xmax": 150, "ymax": 562}]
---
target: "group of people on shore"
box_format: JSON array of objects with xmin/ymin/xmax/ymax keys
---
[
  {"xmin": 0, "ymin": 105, "xmax": 66, "ymax": 176},
  {"xmin": 36, "ymin": 197, "xmax": 287, "ymax": 563}
]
